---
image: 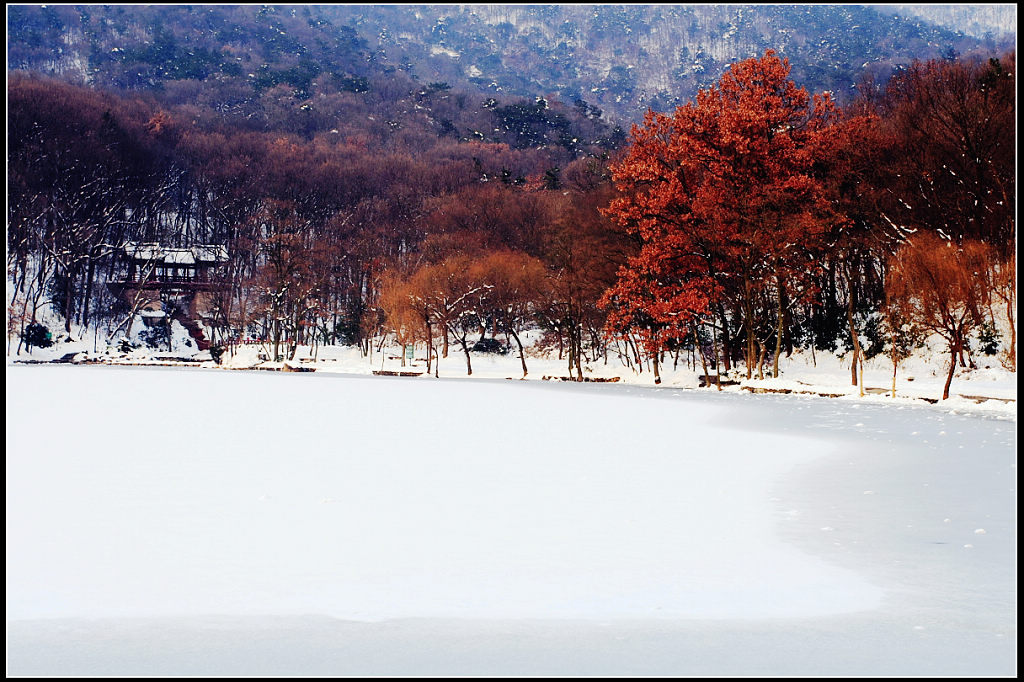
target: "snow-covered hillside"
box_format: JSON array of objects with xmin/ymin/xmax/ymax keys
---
[
  {"xmin": 880, "ymin": 4, "xmax": 1018, "ymax": 41},
  {"xmin": 5, "ymin": 364, "xmax": 1015, "ymax": 675}
]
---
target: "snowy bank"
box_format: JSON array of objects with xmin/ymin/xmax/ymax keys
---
[{"xmin": 10, "ymin": 334, "xmax": 1016, "ymax": 421}]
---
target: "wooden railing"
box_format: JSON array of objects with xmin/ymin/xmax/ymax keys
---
[{"xmin": 121, "ymin": 271, "xmax": 223, "ymax": 284}]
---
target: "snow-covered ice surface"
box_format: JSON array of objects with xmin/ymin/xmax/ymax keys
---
[{"xmin": 5, "ymin": 364, "xmax": 1016, "ymax": 675}]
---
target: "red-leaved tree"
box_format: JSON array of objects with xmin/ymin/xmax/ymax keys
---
[{"xmin": 603, "ymin": 50, "xmax": 839, "ymax": 380}]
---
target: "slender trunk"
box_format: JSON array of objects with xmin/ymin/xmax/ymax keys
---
[
  {"xmin": 463, "ymin": 339, "xmax": 473, "ymax": 375},
  {"xmin": 64, "ymin": 268, "xmax": 75, "ymax": 334},
  {"xmin": 629, "ymin": 334, "xmax": 642, "ymax": 367},
  {"xmin": 857, "ymin": 354, "xmax": 864, "ymax": 397},
  {"xmin": 845, "ymin": 274, "xmax": 862, "ymax": 390},
  {"xmin": 715, "ymin": 302, "xmax": 732, "ymax": 372},
  {"xmin": 772, "ymin": 275, "xmax": 785, "ymax": 378},
  {"xmin": 572, "ymin": 325, "xmax": 583, "ymax": 381},
  {"xmin": 451, "ymin": 327, "xmax": 472, "ymax": 375},
  {"xmin": 82, "ymin": 257, "xmax": 96, "ymax": 329},
  {"xmin": 891, "ymin": 360, "xmax": 898, "ymax": 398},
  {"xmin": 566, "ymin": 334, "xmax": 574, "ymax": 377},
  {"xmin": 693, "ymin": 325, "xmax": 713, "ymax": 390},
  {"xmin": 942, "ymin": 340, "xmax": 959, "ymax": 400},
  {"xmin": 652, "ymin": 347, "xmax": 661, "ymax": 385},
  {"xmin": 271, "ymin": 307, "xmax": 281, "ymax": 362},
  {"xmin": 743, "ymin": 277, "xmax": 755, "ymax": 379},
  {"xmin": 425, "ymin": 320, "xmax": 433, "ymax": 374},
  {"xmin": 289, "ymin": 309, "xmax": 301, "ymax": 360},
  {"xmin": 1006, "ymin": 297, "xmax": 1017, "ymax": 369},
  {"xmin": 509, "ymin": 328, "xmax": 528, "ymax": 378}
]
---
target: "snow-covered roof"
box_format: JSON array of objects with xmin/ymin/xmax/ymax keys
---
[
  {"xmin": 125, "ymin": 242, "xmax": 164, "ymax": 261},
  {"xmin": 193, "ymin": 245, "xmax": 229, "ymax": 263},
  {"xmin": 123, "ymin": 242, "xmax": 228, "ymax": 265},
  {"xmin": 164, "ymin": 249, "xmax": 196, "ymax": 265}
]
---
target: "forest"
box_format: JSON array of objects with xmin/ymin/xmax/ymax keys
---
[{"xmin": 6, "ymin": 36, "xmax": 1016, "ymax": 400}]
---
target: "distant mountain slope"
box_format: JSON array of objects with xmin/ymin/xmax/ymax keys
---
[
  {"xmin": 319, "ymin": 4, "xmax": 1012, "ymax": 121},
  {"xmin": 878, "ymin": 4, "xmax": 1017, "ymax": 41},
  {"xmin": 6, "ymin": 5, "xmax": 377, "ymax": 94},
  {"xmin": 7, "ymin": 4, "xmax": 1014, "ymax": 125}
]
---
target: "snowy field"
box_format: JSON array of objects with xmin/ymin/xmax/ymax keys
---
[{"xmin": 5, "ymin": 363, "xmax": 1016, "ymax": 675}]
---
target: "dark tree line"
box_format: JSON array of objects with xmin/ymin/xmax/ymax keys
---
[
  {"xmin": 602, "ymin": 50, "xmax": 1015, "ymax": 398},
  {"xmin": 7, "ymin": 50, "xmax": 1015, "ymax": 398},
  {"xmin": 7, "ymin": 69, "xmax": 626, "ymax": 366}
]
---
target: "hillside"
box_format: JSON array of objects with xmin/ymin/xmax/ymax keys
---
[
  {"xmin": 877, "ymin": 4, "xmax": 1018, "ymax": 41},
  {"xmin": 7, "ymin": 5, "xmax": 1015, "ymax": 123},
  {"xmin": 321, "ymin": 4, "xmax": 1014, "ymax": 121}
]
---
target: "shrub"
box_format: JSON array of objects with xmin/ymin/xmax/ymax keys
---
[
  {"xmin": 209, "ymin": 344, "xmax": 226, "ymax": 364},
  {"xmin": 472, "ymin": 337, "xmax": 509, "ymax": 354},
  {"xmin": 22, "ymin": 322, "xmax": 53, "ymax": 348},
  {"xmin": 138, "ymin": 325, "xmax": 171, "ymax": 350},
  {"xmin": 977, "ymin": 321, "xmax": 1001, "ymax": 355}
]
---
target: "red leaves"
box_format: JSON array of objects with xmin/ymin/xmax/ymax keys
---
[{"xmin": 603, "ymin": 49, "xmax": 839, "ymax": 358}]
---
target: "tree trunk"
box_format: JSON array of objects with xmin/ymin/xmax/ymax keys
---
[
  {"xmin": 569, "ymin": 325, "xmax": 583, "ymax": 381},
  {"xmin": 82, "ymin": 257, "xmax": 96, "ymax": 329},
  {"xmin": 715, "ymin": 302, "xmax": 732, "ymax": 372},
  {"xmin": 772, "ymin": 275, "xmax": 785, "ymax": 378},
  {"xmin": 693, "ymin": 325, "xmax": 715, "ymax": 390},
  {"xmin": 509, "ymin": 328, "xmax": 528, "ymax": 378},
  {"xmin": 425, "ymin": 321, "xmax": 433, "ymax": 375},
  {"xmin": 64, "ymin": 268, "xmax": 75, "ymax": 334},
  {"xmin": 845, "ymin": 274, "xmax": 862, "ymax": 391},
  {"xmin": 289, "ymin": 309, "xmax": 301, "ymax": 360},
  {"xmin": 463, "ymin": 340, "xmax": 473, "ymax": 375},
  {"xmin": 628, "ymin": 334, "xmax": 642, "ymax": 367},
  {"xmin": 1006, "ymin": 297, "xmax": 1017, "ymax": 369},
  {"xmin": 942, "ymin": 338, "xmax": 960, "ymax": 400},
  {"xmin": 743, "ymin": 277, "xmax": 756, "ymax": 379},
  {"xmin": 271, "ymin": 307, "xmax": 282, "ymax": 362},
  {"xmin": 451, "ymin": 328, "xmax": 472, "ymax": 375}
]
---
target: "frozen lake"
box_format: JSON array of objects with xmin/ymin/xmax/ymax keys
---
[{"xmin": 5, "ymin": 365, "xmax": 1016, "ymax": 675}]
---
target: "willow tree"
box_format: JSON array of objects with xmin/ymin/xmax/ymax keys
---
[{"xmin": 886, "ymin": 233, "xmax": 994, "ymax": 400}]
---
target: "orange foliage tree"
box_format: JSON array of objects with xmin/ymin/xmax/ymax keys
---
[
  {"xmin": 473, "ymin": 250, "xmax": 549, "ymax": 378},
  {"xmin": 603, "ymin": 49, "xmax": 840, "ymax": 381},
  {"xmin": 885, "ymin": 233, "xmax": 994, "ymax": 400}
]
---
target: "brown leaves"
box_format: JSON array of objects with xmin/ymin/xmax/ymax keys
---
[{"xmin": 603, "ymin": 50, "xmax": 837, "ymax": 352}]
